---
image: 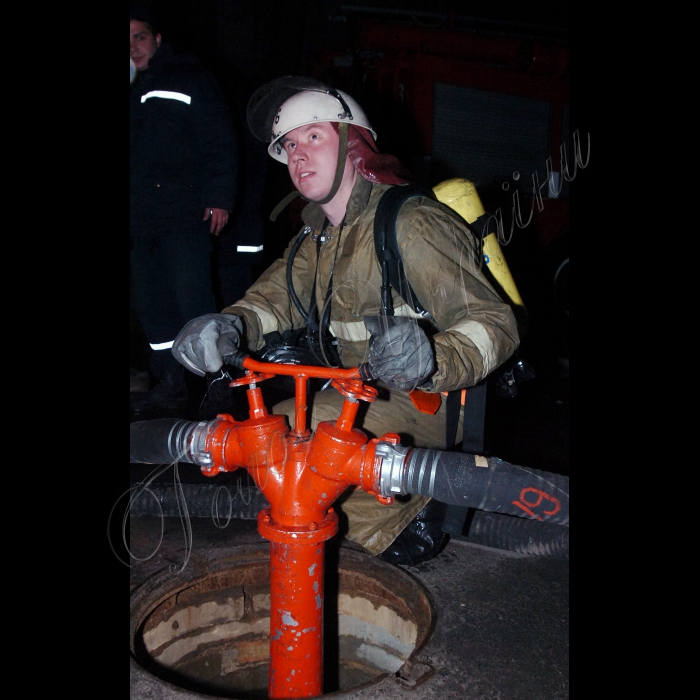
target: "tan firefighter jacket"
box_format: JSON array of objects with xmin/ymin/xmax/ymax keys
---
[{"xmin": 225, "ymin": 176, "xmax": 519, "ymax": 392}]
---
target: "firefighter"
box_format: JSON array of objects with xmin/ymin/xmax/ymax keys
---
[{"xmin": 171, "ymin": 77, "xmax": 520, "ymax": 563}]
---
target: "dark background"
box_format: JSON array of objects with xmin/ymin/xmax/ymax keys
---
[
  {"xmin": 136, "ymin": 0, "xmax": 572, "ymax": 262},
  {"xmin": 130, "ymin": 0, "xmax": 573, "ymax": 473},
  {"xmin": 151, "ymin": 0, "xmax": 568, "ymax": 86}
]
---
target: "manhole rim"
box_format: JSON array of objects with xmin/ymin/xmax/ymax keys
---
[{"xmin": 130, "ymin": 542, "xmax": 437, "ymax": 699}]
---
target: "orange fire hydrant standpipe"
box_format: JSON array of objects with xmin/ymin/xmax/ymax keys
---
[
  {"xmin": 200, "ymin": 358, "xmax": 390, "ymax": 699},
  {"xmin": 132, "ymin": 358, "xmax": 569, "ymax": 697}
]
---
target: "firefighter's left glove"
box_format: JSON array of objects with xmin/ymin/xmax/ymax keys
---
[
  {"xmin": 172, "ymin": 313, "xmax": 245, "ymax": 377},
  {"xmin": 363, "ymin": 316, "xmax": 435, "ymax": 391}
]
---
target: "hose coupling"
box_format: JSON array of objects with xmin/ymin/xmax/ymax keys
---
[
  {"xmin": 168, "ymin": 419, "xmax": 216, "ymax": 468},
  {"xmin": 375, "ymin": 441, "xmax": 411, "ymax": 498}
]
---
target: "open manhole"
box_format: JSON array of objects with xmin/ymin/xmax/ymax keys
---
[{"xmin": 130, "ymin": 543, "xmax": 436, "ymax": 698}]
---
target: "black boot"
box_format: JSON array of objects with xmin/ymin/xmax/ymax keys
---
[
  {"xmin": 379, "ymin": 499, "xmax": 450, "ymax": 566},
  {"xmin": 130, "ymin": 350, "xmax": 189, "ymax": 419}
]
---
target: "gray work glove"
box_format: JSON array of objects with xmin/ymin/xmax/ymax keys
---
[
  {"xmin": 171, "ymin": 313, "xmax": 244, "ymax": 377},
  {"xmin": 363, "ymin": 315, "xmax": 435, "ymax": 391}
]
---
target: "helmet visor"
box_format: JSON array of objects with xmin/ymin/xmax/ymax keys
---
[{"xmin": 247, "ymin": 76, "xmax": 334, "ymax": 143}]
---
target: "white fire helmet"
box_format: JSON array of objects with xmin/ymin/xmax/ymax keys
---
[{"xmin": 268, "ymin": 88, "xmax": 377, "ymax": 164}]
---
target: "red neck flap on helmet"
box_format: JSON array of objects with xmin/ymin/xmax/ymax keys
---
[{"xmin": 343, "ymin": 124, "xmax": 412, "ymax": 185}]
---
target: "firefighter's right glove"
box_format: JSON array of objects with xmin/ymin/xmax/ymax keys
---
[
  {"xmin": 171, "ymin": 313, "xmax": 245, "ymax": 377},
  {"xmin": 363, "ymin": 315, "xmax": 435, "ymax": 391}
]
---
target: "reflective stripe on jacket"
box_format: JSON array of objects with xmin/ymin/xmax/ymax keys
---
[{"xmin": 130, "ymin": 43, "xmax": 238, "ymax": 233}]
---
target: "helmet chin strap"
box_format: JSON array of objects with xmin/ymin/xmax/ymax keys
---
[
  {"xmin": 316, "ymin": 121, "xmax": 349, "ymax": 204},
  {"xmin": 269, "ymin": 122, "xmax": 349, "ymax": 221}
]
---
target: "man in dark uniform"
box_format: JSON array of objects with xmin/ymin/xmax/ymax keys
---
[{"xmin": 130, "ymin": 5, "xmax": 238, "ymax": 417}]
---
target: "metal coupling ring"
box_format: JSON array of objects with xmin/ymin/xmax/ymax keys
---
[
  {"xmin": 375, "ymin": 441, "xmax": 411, "ymax": 497},
  {"xmin": 168, "ymin": 419, "xmax": 215, "ymax": 469}
]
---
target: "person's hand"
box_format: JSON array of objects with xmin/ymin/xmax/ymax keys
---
[
  {"xmin": 363, "ymin": 315, "xmax": 435, "ymax": 391},
  {"xmin": 203, "ymin": 207, "xmax": 229, "ymax": 236},
  {"xmin": 172, "ymin": 314, "xmax": 244, "ymax": 376}
]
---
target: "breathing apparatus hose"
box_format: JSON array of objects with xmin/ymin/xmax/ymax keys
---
[
  {"xmin": 281, "ymin": 219, "xmax": 341, "ymax": 367},
  {"xmin": 286, "ymin": 226, "xmax": 312, "ymax": 322}
]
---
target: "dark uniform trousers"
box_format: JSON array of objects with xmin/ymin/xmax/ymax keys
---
[{"xmin": 130, "ymin": 228, "xmax": 217, "ymax": 380}]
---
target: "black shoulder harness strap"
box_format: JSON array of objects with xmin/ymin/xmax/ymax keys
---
[
  {"xmin": 373, "ymin": 184, "xmax": 490, "ymax": 538},
  {"xmin": 373, "ymin": 184, "xmax": 437, "ymax": 319},
  {"xmin": 373, "ymin": 184, "xmax": 486, "ymax": 462}
]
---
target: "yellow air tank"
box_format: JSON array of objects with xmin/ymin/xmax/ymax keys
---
[{"xmin": 433, "ymin": 178, "xmax": 525, "ymax": 310}]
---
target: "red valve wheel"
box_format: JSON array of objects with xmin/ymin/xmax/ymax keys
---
[
  {"xmin": 331, "ymin": 379, "xmax": 378, "ymax": 402},
  {"xmin": 229, "ymin": 371, "xmax": 275, "ymax": 387}
]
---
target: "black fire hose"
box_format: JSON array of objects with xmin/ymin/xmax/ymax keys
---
[
  {"xmin": 399, "ymin": 449, "xmax": 568, "ymax": 526},
  {"xmin": 465, "ymin": 510, "xmax": 569, "ymax": 559},
  {"xmin": 131, "ymin": 421, "xmax": 569, "ymax": 526},
  {"xmin": 130, "ymin": 420, "xmax": 569, "ymax": 558},
  {"xmin": 130, "ymin": 418, "xmax": 214, "ymax": 467}
]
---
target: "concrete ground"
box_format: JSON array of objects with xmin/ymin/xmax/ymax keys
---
[{"xmin": 128, "ymin": 513, "xmax": 568, "ymax": 700}]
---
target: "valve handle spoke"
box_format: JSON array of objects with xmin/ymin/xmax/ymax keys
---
[
  {"xmin": 229, "ymin": 371, "xmax": 275, "ymax": 387},
  {"xmin": 331, "ymin": 379, "xmax": 378, "ymax": 402}
]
